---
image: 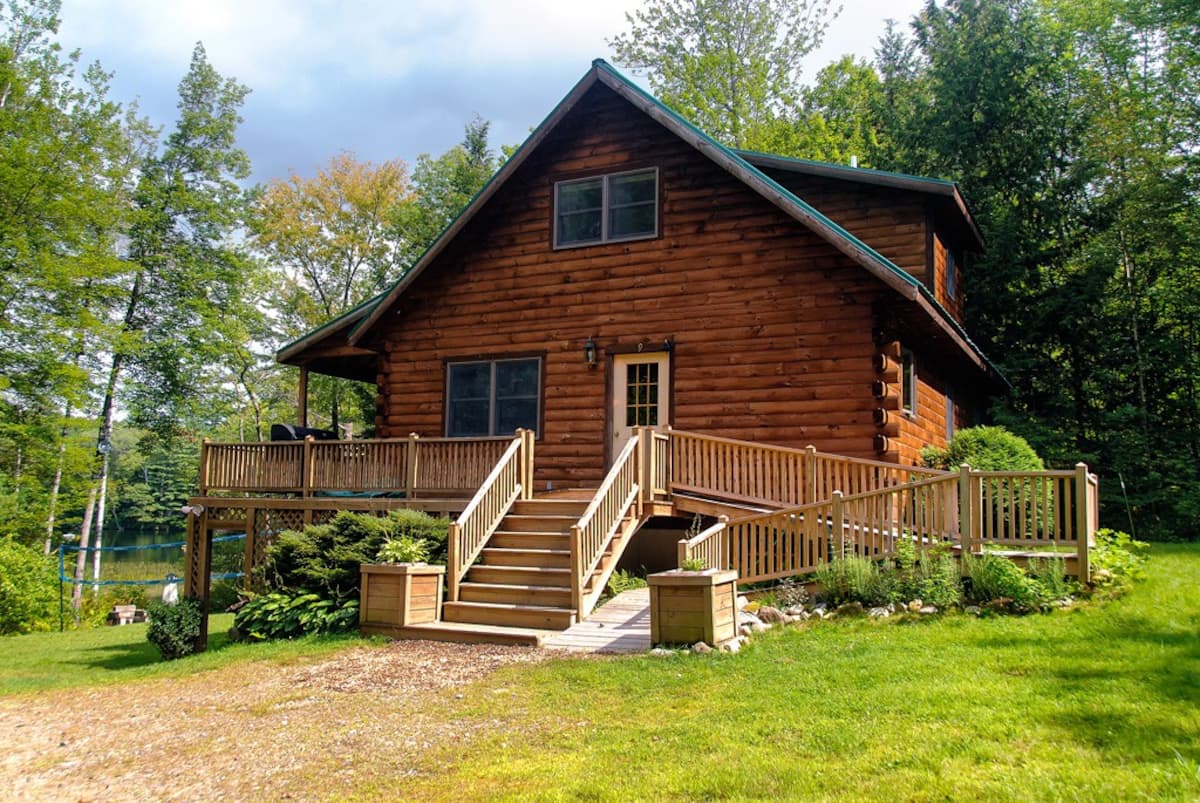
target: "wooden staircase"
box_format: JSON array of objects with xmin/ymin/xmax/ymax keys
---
[{"xmin": 441, "ymin": 493, "xmax": 638, "ymax": 635}]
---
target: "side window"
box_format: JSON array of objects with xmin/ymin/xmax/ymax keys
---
[
  {"xmin": 554, "ymin": 168, "xmax": 658, "ymax": 247},
  {"xmin": 901, "ymin": 349, "xmax": 916, "ymax": 417}
]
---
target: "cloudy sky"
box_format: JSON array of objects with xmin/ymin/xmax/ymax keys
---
[{"xmin": 57, "ymin": 0, "xmax": 925, "ymax": 185}]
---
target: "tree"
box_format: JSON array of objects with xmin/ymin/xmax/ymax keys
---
[
  {"xmin": 609, "ymin": 0, "xmax": 840, "ymax": 149},
  {"xmin": 253, "ymin": 152, "xmax": 410, "ymax": 432}
]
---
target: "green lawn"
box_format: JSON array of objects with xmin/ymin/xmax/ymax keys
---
[
  {"xmin": 0, "ymin": 613, "xmax": 363, "ymax": 695},
  {"xmin": 394, "ymin": 544, "xmax": 1200, "ymax": 801}
]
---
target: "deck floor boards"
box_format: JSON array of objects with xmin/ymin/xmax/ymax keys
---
[{"xmin": 543, "ymin": 588, "xmax": 651, "ymax": 654}]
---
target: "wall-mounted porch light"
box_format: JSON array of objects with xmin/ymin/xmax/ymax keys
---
[{"xmin": 584, "ymin": 336, "xmax": 598, "ymax": 368}]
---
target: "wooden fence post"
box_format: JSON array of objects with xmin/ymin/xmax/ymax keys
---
[
  {"xmin": 958, "ymin": 464, "xmax": 973, "ymax": 572},
  {"xmin": 804, "ymin": 445, "xmax": 818, "ymax": 504},
  {"xmin": 199, "ymin": 438, "xmax": 210, "ymax": 495},
  {"xmin": 405, "ymin": 433, "xmax": 420, "ymax": 498},
  {"xmin": 1075, "ymin": 463, "xmax": 1090, "ymax": 582},
  {"xmin": 638, "ymin": 427, "xmax": 652, "ymax": 510},
  {"xmin": 447, "ymin": 521, "xmax": 460, "ymax": 602},
  {"xmin": 831, "ymin": 490, "xmax": 845, "ymax": 558},
  {"xmin": 302, "ymin": 436, "xmax": 315, "ymax": 497}
]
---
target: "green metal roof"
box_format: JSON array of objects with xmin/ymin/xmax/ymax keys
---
[{"xmin": 732, "ymin": 147, "xmax": 959, "ymax": 189}]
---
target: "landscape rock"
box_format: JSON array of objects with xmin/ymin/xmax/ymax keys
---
[
  {"xmin": 964, "ymin": 606, "xmax": 982, "ymax": 615},
  {"xmin": 719, "ymin": 639, "xmax": 741, "ymax": 654},
  {"xmin": 757, "ymin": 605, "xmax": 787, "ymax": 624},
  {"xmin": 919, "ymin": 605, "xmax": 938, "ymax": 615},
  {"xmin": 868, "ymin": 607, "xmax": 890, "ymax": 618},
  {"xmin": 835, "ymin": 601, "xmax": 865, "ymax": 617},
  {"xmin": 650, "ymin": 647, "xmax": 677, "ymax": 657},
  {"xmin": 737, "ymin": 595, "xmax": 751, "ymax": 610},
  {"xmin": 887, "ymin": 603, "xmax": 897, "ymax": 613},
  {"xmin": 812, "ymin": 603, "xmax": 828, "ymax": 616},
  {"xmin": 691, "ymin": 641, "xmax": 714, "ymax": 654},
  {"xmin": 751, "ymin": 622, "xmax": 771, "ymax": 633},
  {"xmin": 785, "ymin": 605, "xmax": 806, "ymax": 616},
  {"xmin": 797, "ymin": 610, "xmax": 811, "ymax": 621},
  {"xmin": 738, "ymin": 610, "xmax": 763, "ymax": 627},
  {"xmin": 907, "ymin": 599, "xmax": 924, "ymax": 612},
  {"xmin": 740, "ymin": 624, "xmax": 754, "ymax": 637}
]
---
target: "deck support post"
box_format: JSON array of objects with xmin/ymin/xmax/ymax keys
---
[
  {"xmin": 447, "ymin": 521, "xmax": 461, "ymax": 602},
  {"xmin": 958, "ymin": 463, "xmax": 973, "ymax": 571},
  {"xmin": 297, "ymin": 367, "xmax": 309, "ymax": 429},
  {"xmin": 804, "ymin": 445, "xmax": 818, "ymax": 504},
  {"xmin": 1074, "ymin": 463, "xmax": 1090, "ymax": 582}
]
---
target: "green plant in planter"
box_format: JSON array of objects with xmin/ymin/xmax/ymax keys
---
[
  {"xmin": 680, "ymin": 557, "xmax": 706, "ymax": 571},
  {"xmin": 376, "ymin": 535, "xmax": 430, "ymax": 565}
]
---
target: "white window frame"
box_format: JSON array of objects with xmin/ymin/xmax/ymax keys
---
[
  {"xmin": 445, "ymin": 357, "xmax": 541, "ymax": 438},
  {"xmin": 553, "ymin": 167, "xmax": 659, "ymax": 249},
  {"xmin": 901, "ymin": 349, "xmax": 917, "ymax": 418}
]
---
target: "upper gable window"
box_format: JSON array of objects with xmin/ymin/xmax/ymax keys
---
[
  {"xmin": 945, "ymin": 247, "xmax": 957, "ymax": 299},
  {"xmin": 554, "ymin": 168, "xmax": 657, "ymax": 248}
]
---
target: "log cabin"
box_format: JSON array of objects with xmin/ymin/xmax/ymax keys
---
[
  {"xmin": 278, "ymin": 58, "xmax": 1002, "ymax": 484},
  {"xmin": 184, "ymin": 61, "xmax": 1097, "ymax": 649}
]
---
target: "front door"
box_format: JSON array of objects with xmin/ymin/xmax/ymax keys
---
[{"xmin": 610, "ymin": 352, "xmax": 671, "ymax": 459}]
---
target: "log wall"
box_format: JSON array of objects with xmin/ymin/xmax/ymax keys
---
[{"xmin": 369, "ymin": 84, "xmax": 961, "ymax": 487}]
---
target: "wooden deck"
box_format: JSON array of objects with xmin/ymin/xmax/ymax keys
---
[{"xmin": 542, "ymin": 588, "xmax": 651, "ymax": 653}]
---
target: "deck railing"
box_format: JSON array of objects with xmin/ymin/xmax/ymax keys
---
[
  {"xmin": 446, "ymin": 430, "xmax": 534, "ymax": 602},
  {"xmin": 723, "ymin": 464, "xmax": 1097, "ymax": 584},
  {"xmin": 667, "ymin": 430, "xmax": 945, "ymax": 509},
  {"xmin": 200, "ymin": 434, "xmax": 511, "ymax": 497},
  {"xmin": 678, "ymin": 515, "xmax": 729, "ymax": 571},
  {"xmin": 570, "ymin": 433, "xmax": 641, "ymax": 618}
]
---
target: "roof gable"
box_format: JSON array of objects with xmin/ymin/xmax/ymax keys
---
[{"xmin": 292, "ymin": 59, "xmax": 999, "ymax": 382}]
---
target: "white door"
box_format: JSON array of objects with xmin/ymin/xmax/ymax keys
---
[{"xmin": 611, "ymin": 352, "xmax": 671, "ymax": 457}]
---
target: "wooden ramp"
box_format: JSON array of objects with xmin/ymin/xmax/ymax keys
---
[{"xmin": 542, "ymin": 588, "xmax": 651, "ymax": 654}]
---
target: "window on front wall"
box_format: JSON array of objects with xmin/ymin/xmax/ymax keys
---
[
  {"xmin": 554, "ymin": 168, "xmax": 657, "ymax": 247},
  {"xmin": 446, "ymin": 358, "xmax": 540, "ymax": 437},
  {"xmin": 946, "ymin": 247, "xmax": 957, "ymax": 299},
  {"xmin": 901, "ymin": 349, "xmax": 916, "ymax": 417}
]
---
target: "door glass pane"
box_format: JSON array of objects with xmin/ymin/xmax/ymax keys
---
[{"xmin": 624, "ymin": 361, "xmax": 660, "ymax": 429}]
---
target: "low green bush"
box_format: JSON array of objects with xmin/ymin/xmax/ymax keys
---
[
  {"xmin": 814, "ymin": 556, "xmax": 893, "ymax": 606},
  {"xmin": 1026, "ymin": 555, "xmax": 1074, "ymax": 600},
  {"xmin": 376, "ymin": 535, "xmax": 430, "ymax": 564},
  {"xmin": 145, "ymin": 598, "xmax": 203, "ymax": 660},
  {"xmin": 0, "ymin": 537, "xmax": 58, "ymax": 634},
  {"xmin": 1090, "ymin": 528, "xmax": 1148, "ymax": 592},
  {"xmin": 606, "ymin": 569, "xmax": 647, "ymax": 596},
  {"xmin": 233, "ymin": 591, "xmax": 359, "ymax": 640},
  {"xmin": 921, "ymin": 426, "xmax": 1045, "ymax": 472},
  {"xmin": 962, "ymin": 552, "xmax": 1040, "ymax": 610}
]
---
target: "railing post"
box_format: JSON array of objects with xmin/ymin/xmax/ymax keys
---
[
  {"xmin": 958, "ymin": 463, "xmax": 973, "ymax": 568},
  {"xmin": 1075, "ymin": 463, "xmax": 1090, "ymax": 582},
  {"xmin": 302, "ymin": 436, "xmax": 315, "ymax": 497},
  {"xmin": 447, "ymin": 521, "xmax": 460, "ymax": 602},
  {"xmin": 522, "ymin": 429, "xmax": 535, "ymax": 500},
  {"xmin": 637, "ymin": 426, "xmax": 652, "ymax": 511},
  {"xmin": 405, "ymin": 432, "xmax": 420, "ymax": 498},
  {"xmin": 718, "ymin": 514, "xmax": 730, "ymax": 571},
  {"xmin": 569, "ymin": 524, "xmax": 584, "ymax": 614},
  {"xmin": 677, "ymin": 537, "xmax": 689, "ymax": 568},
  {"xmin": 805, "ymin": 445, "xmax": 818, "ymax": 504},
  {"xmin": 831, "ymin": 490, "xmax": 845, "ymax": 558},
  {"xmin": 199, "ymin": 438, "xmax": 211, "ymax": 495}
]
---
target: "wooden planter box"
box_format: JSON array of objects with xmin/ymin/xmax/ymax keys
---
[
  {"xmin": 647, "ymin": 569, "xmax": 738, "ymax": 646},
  {"xmin": 360, "ymin": 563, "xmax": 445, "ymax": 636}
]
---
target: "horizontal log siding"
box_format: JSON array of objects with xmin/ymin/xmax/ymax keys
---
[
  {"xmin": 754, "ymin": 171, "xmax": 929, "ymax": 286},
  {"xmin": 932, "ymin": 232, "xmax": 964, "ymax": 320},
  {"xmin": 372, "ymin": 85, "xmax": 894, "ymax": 487},
  {"xmin": 893, "ymin": 348, "xmax": 977, "ymax": 465}
]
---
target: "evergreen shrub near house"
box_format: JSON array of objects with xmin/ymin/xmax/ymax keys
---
[
  {"xmin": 921, "ymin": 426, "xmax": 1045, "ymax": 472},
  {"xmin": 146, "ymin": 598, "xmax": 202, "ymax": 660},
  {"xmin": 0, "ymin": 537, "xmax": 58, "ymax": 635}
]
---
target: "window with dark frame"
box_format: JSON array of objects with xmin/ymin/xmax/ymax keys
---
[
  {"xmin": 945, "ymin": 389, "xmax": 955, "ymax": 440},
  {"xmin": 446, "ymin": 357, "xmax": 540, "ymax": 437},
  {"xmin": 901, "ymin": 349, "xmax": 916, "ymax": 417},
  {"xmin": 945, "ymin": 246, "xmax": 957, "ymax": 299},
  {"xmin": 554, "ymin": 168, "xmax": 657, "ymax": 247}
]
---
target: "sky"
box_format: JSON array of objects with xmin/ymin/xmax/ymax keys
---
[{"xmin": 57, "ymin": 0, "xmax": 926, "ymax": 185}]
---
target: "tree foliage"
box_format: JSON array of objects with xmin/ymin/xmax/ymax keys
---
[{"xmin": 609, "ymin": 0, "xmax": 840, "ymax": 148}]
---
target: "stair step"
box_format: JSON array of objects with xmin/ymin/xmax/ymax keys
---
[
  {"xmin": 443, "ymin": 601, "xmax": 575, "ymax": 630},
  {"xmin": 497, "ymin": 514, "xmax": 578, "ymax": 533},
  {"xmin": 466, "ymin": 565, "xmax": 572, "ymax": 587},
  {"xmin": 511, "ymin": 499, "xmax": 589, "ymax": 516},
  {"xmin": 490, "ymin": 531, "xmax": 570, "ymax": 550},
  {"xmin": 480, "ymin": 547, "xmax": 571, "ymax": 568},
  {"xmin": 458, "ymin": 582, "xmax": 572, "ymax": 607}
]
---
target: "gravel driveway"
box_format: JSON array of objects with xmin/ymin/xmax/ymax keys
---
[{"xmin": 0, "ymin": 640, "xmax": 545, "ymax": 801}]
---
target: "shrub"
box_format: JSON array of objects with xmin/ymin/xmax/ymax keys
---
[
  {"xmin": 146, "ymin": 598, "xmax": 203, "ymax": 660},
  {"xmin": 962, "ymin": 553, "xmax": 1039, "ymax": 610},
  {"xmin": 680, "ymin": 557, "xmax": 706, "ymax": 571},
  {"xmin": 376, "ymin": 535, "xmax": 430, "ymax": 564},
  {"xmin": 264, "ymin": 510, "xmax": 449, "ymax": 604},
  {"xmin": 921, "ymin": 426, "xmax": 1045, "ymax": 472},
  {"xmin": 1089, "ymin": 529, "xmax": 1148, "ymax": 591},
  {"xmin": 814, "ymin": 556, "xmax": 893, "ymax": 606},
  {"xmin": 233, "ymin": 591, "xmax": 359, "ymax": 640},
  {"xmin": 606, "ymin": 569, "xmax": 647, "ymax": 596},
  {"xmin": 1026, "ymin": 555, "xmax": 1074, "ymax": 600},
  {"xmin": 0, "ymin": 537, "xmax": 59, "ymax": 635},
  {"xmin": 889, "ymin": 539, "xmax": 962, "ymax": 608},
  {"xmin": 78, "ymin": 585, "xmax": 149, "ymax": 628}
]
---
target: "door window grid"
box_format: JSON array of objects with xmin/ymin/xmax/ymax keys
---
[{"xmin": 625, "ymin": 362, "xmax": 659, "ymax": 427}]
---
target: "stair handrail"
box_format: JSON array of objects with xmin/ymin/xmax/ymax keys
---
[
  {"xmin": 570, "ymin": 433, "xmax": 642, "ymax": 617},
  {"xmin": 446, "ymin": 430, "xmax": 532, "ymax": 602},
  {"xmin": 678, "ymin": 515, "xmax": 729, "ymax": 571}
]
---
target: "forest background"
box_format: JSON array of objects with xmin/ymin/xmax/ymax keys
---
[{"xmin": 1, "ymin": 0, "xmax": 1196, "ymax": 588}]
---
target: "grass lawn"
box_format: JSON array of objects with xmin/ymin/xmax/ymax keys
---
[
  {"xmin": 392, "ymin": 544, "xmax": 1200, "ymax": 801},
  {"xmin": 0, "ymin": 613, "xmax": 365, "ymax": 696}
]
